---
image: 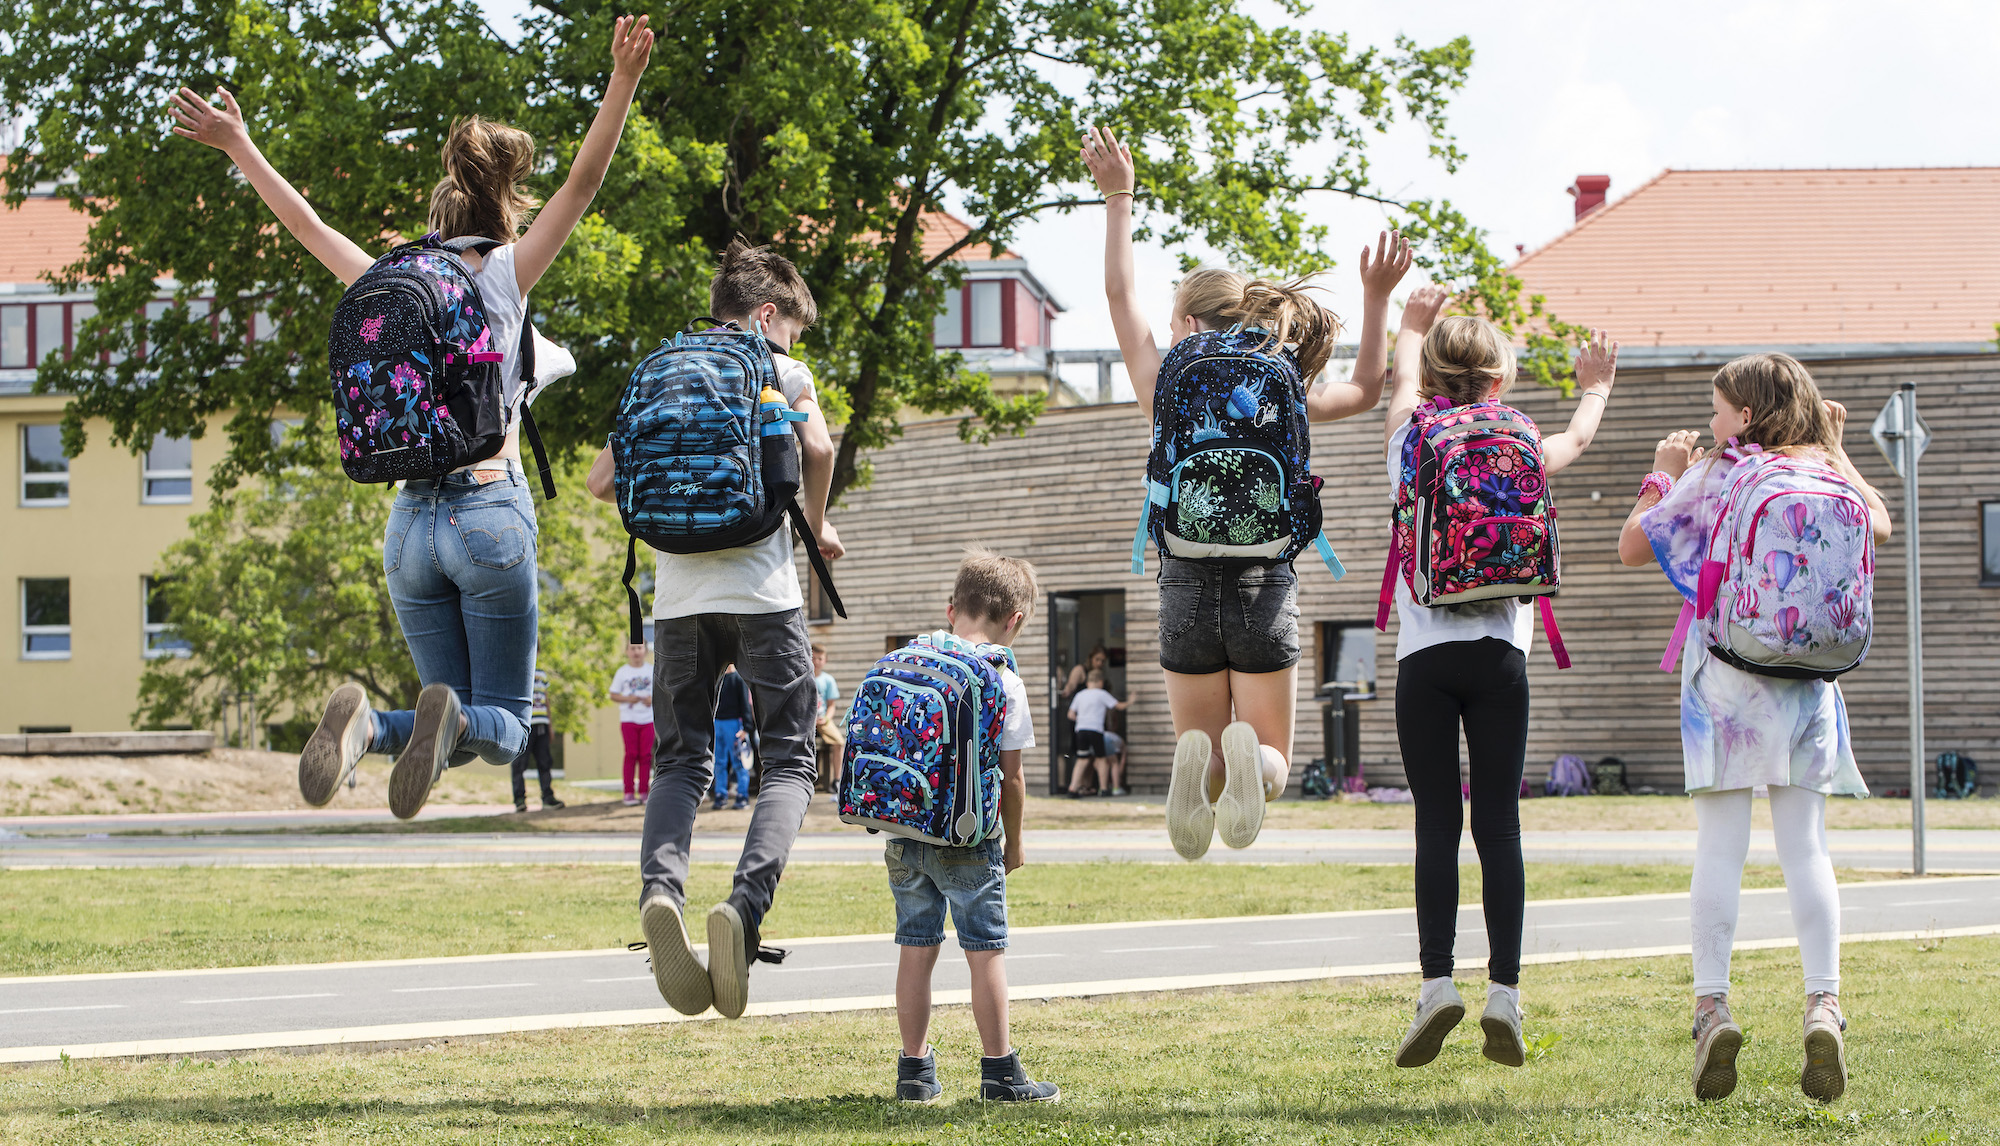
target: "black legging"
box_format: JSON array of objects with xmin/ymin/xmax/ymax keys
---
[{"xmin": 1394, "ymin": 637, "xmax": 1529, "ymax": 986}]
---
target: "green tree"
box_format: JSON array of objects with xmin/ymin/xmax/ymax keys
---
[{"xmin": 2, "ymin": 0, "xmax": 1572, "ymax": 501}]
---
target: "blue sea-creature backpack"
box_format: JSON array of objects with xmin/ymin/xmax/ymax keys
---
[
  {"xmin": 610, "ymin": 318, "xmax": 844, "ymax": 641},
  {"xmin": 327, "ymin": 233, "xmax": 554, "ymax": 496},
  {"xmin": 839, "ymin": 634, "xmax": 1012, "ymax": 847},
  {"xmin": 1131, "ymin": 327, "xmax": 1344, "ymax": 578}
]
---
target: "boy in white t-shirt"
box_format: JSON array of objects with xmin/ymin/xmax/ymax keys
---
[
  {"xmin": 1064, "ymin": 670, "xmax": 1130, "ymax": 798},
  {"xmin": 890, "ymin": 548, "xmax": 1058, "ymax": 1104},
  {"xmin": 608, "ymin": 644, "xmax": 654, "ymax": 805}
]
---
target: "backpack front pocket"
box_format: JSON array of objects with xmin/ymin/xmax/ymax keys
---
[
  {"xmin": 1438, "ymin": 515, "xmax": 1551, "ymax": 596},
  {"xmin": 624, "ymin": 454, "xmax": 755, "ymax": 534},
  {"xmin": 1163, "ymin": 444, "xmax": 1293, "ymax": 556}
]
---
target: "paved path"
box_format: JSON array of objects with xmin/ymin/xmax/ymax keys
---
[
  {"xmin": 6, "ymin": 827, "xmax": 1996, "ymax": 871},
  {"xmin": 4, "ymin": 876, "xmax": 1995, "ymax": 1063},
  {"xmin": 0, "ymin": 806, "xmax": 518, "ymax": 837}
]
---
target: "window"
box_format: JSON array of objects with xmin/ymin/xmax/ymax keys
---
[
  {"xmin": 884, "ymin": 633, "xmax": 918, "ymax": 654},
  {"xmin": 253, "ymin": 310, "xmax": 278, "ymax": 342},
  {"xmin": 1984, "ymin": 502, "xmax": 2000, "ymax": 587},
  {"xmin": 933, "ymin": 288, "xmax": 964, "ymax": 348},
  {"xmin": 22, "ymin": 578, "xmax": 70, "ymax": 659},
  {"xmin": 20, "ymin": 423, "xmax": 68, "ymax": 505},
  {"xmin": 144, "ymin": 577, "xmax": 191, "ymax": 658},
  {"xmin": 1317, "ymin": 622, "xmax": 1377, "ymax": 691},
  {"xmin": 269, "ymin": 417, "xmax": 304, "ymax": 449},
  {"xmin": 20, "ymin": 726, "xmax": 71, "ymax": 734},
  {"xmin": 806, "ymin": 572, "xmax": 835, "ymax": 624},
  {"xmin": 142, "ymin": 432, "xmax": 194, "ymax": 503},
  {"xmin": 36, "ymin": 303, "xmax": 65, "ymax": 362},
  {"xmin": 969, "ymin": 280, "xmax": 1003, "ymax": 346},
  {"xmin": 0, "ymin": 305, "xmax": 26, "ymax": 368},
  {"xmin": 141, "ymin": 299, "xmax": 170, "ymax": 357}
]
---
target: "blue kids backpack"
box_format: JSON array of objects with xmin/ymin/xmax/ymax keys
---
[
  {"xmin": 327, "ymin": 233, "xmax": 555, "ymax": 496},
  {"xmin": 1131, "ymin": 327, "xmax": 1344, "ymax": 578},
  {"xmin": 610, "ymin": 318, "xmax": 844, "ymax": 641},
  {"xmin": 839, "ymin": 634, "xmax": 1012, "ymax": 847}
]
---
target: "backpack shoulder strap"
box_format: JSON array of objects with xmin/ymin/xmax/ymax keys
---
[
  {"xmin": 515, "ymin": 321, "xmax": 557, "ymax": 501},
  {"xmin": 783, "ymin": 501, "xmax": 847, "ymax": 620},
  {"xmin": 438, "ymin": 234, "xmax": 505, "ymax": 257}
]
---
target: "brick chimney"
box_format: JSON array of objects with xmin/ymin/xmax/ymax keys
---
[{"xmin": 1568, "ymin": 175, "xmax": 1610, "ymax": 221}]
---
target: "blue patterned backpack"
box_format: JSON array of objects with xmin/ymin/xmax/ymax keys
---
[
  {"xmin": 1131, "ymin": 327, "xmax": 1344, "ymax": 578},
  {"xmin": 839, "ymin": 634, "xmax": 1012, "ymax": 847},
  {"xmin": 610, "ymin": 318, "xmax": 844, "ymax": 641}
]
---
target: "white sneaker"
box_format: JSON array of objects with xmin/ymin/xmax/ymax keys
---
[
  {"xmin": 1395, "ymin": 981, "xmax": 1466, "ymax": 1068},
  {"xmin": 299, "ymin": 682, "xmax": 371, "ymax": 807},
  {"xmin": 1801, "ymin": 991, "xmax": 1848, "ymax": 1102},
  {"xmin": 1480, "ymin": 987, "xmax": 1526, "ymax": 1067},
  {"xmin": 1166, "ymin": 729, "xmax": 1215, "ymax": 860},
  {"xmin": 1213, "ymin": 722, "xmax": 1266, "ymax": 849},
  {"xmin": 640, "ymin": 895, "xmax": 712, "ymax": 1015}
]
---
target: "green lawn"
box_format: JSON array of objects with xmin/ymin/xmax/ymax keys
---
[
  {"xmin": 2, "ymin": 937, "xmax": 1994, "ymax": 1144},
  {"xmin": 0, "ymin": 862, "xmax": 1897, "ymax": 978}
]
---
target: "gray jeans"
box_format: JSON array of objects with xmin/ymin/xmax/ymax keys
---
[{"xmin": 639, "ymin": 609, "xmax": 817, "ymax": 926}]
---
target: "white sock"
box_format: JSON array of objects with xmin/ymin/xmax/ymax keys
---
[
  {"xmin": 1419, "ymin": 976, "xmax": 1455, "ymax": 1006},
  {"xmin": 1488, "ymin": 982, "xmax": 1520, "ymax": 1008}
]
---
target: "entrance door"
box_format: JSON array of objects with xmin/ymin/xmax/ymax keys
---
[{"xmin": 1046, "ymin": 589, "xmax": 1127, "ymax": 794}]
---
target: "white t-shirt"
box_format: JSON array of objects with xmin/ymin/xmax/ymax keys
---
[
  {"xmin": 1069, "ymin": 687, "xmax": 1120, "ymax": 733},
  {"xmin": 924, "ymin": 630, "xmax": 1038, "ymax": 753},
  {"xmin": 610, "ymin": 663, "xmax": 653, "ymax": 723},
  {"xmin": 465, "ymin": 244, "xmax": 529, "ymax": 407},
  {"xmin": 654, "ymin": 351, "xmax": 818, "ymax": 619},
  {"xmin": 1386, "ymin": 423, "xmax": 1534, "ymax": 661}
]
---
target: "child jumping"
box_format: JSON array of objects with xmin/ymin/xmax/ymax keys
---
[
  {"xmin": 1081, "ymin": 125, "xmax": 1411, "ymax": 860},
  {"xmin": 1618, "ymin": 353, "xmax": 1889, "ymax": 1103},
  {"xmin": 1383, "ymin": 285, "xmax": 1618, "ymax": 1069},
  {"xmin": 172, "ymin": 17, "xmax": 655, "ymax": 818},
  {"xmin": 890, "ymin": 549, "xmax": 1059, "ymax": 1104},
  {"xmin": 1064, "ymin": 668, "xmax": 1130, "ymax": 797}
]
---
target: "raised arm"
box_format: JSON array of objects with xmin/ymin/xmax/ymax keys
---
[
  {"xmin": 510, "ymin": 15, "xmax": 654, "ymax": 295},
  {"xmin": 1382, "ymin": 283, "xmax": 1448, "ymax": 451},
  {"xmin": 1823, "ymin": 400, "xmax": 1893, "ymax": 544},
  {"xmin": 1618, "ymin": 430, "xmax": 1704, "ymax": 567},
  {"xmin": 1542, "ymin": 330, "xmax": 1618, "ymax": 475},
  {"xmin": 169, "ymin": 86, "xmax": 375, "ymax": 285},
  {"xmin": 1308, "ymin": 231, "xmax": 1410, "ymax": 422},
  {"xmin": 1080, "ymin": 126, "xmax": 1162, "ymax": 411}
]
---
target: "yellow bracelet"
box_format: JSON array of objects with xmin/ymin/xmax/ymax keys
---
[{"xmin": 1104, "ymin": 189, "xmax": 1134, "ymax": 202}]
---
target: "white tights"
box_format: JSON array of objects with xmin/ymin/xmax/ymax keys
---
[{"xmin": 1690, "ymin": 785, "xmax": 1840, "ymax": 998}]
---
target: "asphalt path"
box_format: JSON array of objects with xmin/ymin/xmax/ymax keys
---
[{"xmin": 4, "ymin": 876, "xmax": 1996, "ymax": 1063}]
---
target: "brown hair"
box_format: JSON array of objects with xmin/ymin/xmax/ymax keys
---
[
  {"xmin": 950, "ymin": 546, "xmax": 1039, "ymax": 631},
  {"xmin": 1173, "ymin": 268, "xmax": 1344, "ymax": 379},
  {"xmin": 1711, "ymin": 353, "xmax": 1836, "ymax": 452},
  {"xmin": 1419, "ymin": 314, "xmax": 1517, "ymax": 406},
  {"xmin": 427, "ymin": 117, "xmax": 539, "ymax": 242},
  {"xmin": 711, "ymin": 237, "xmax": 819, "ymax": 327}
]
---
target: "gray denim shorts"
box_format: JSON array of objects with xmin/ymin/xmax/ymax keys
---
[
  {"xmin": 1156, "ymin": 556, "xmax": 1301, "ymax": 675},
  {"xmin": 886, "ymin": 837, "xmax": 1008, "ymax": 951}
]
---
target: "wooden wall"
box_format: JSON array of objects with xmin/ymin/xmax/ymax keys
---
[{"xmin": 805, "ymin": 353, "xmax": 1999, "ymax": 795}]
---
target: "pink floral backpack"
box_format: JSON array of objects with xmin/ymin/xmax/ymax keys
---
[{"xmin": 1376, "ymin": 397, "xmax": 1570, "ymax": 668}]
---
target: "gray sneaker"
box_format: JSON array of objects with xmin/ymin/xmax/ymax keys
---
[
  {"xmin": 1801, "ymin": 991, "xmax": 1848, "ymax": 1102},
  {"xmin": 1480, "ymin": 988, "xmax": 1527, "ymax": 1067},
  {"xmin": 1395, "ymin": 981, "xmax": 1466, "ymax": 1068},
  {"xmin": 299, "ymin": 682, "xmax": 372, "ymax": 807},
  {"xmin": 1166, "ymin": 729, "xmax": 1215, "ymax": 861},
  {"xmin": 639, "ymin": 895, "xmax": 712, "ymax": 1015},
  {"xmin": 389, "ymin": 682, "xmax": 460, "ymax": 820},
  {"xmin": 1691, "ymin": 994, "xmax": 1743, "ymax": 1101}
]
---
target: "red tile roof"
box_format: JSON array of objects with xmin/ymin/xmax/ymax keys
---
[
  {"xmin": 1512, "ymin": 168, "xmax": 2000, "ymax": 346},
  {"xmin": 0, "ymin": 194, "xmax": 92, "ymax": 284},
  {"xmin": 918, "ymin": 208, "xmax": 1019, "ymax": 263}
]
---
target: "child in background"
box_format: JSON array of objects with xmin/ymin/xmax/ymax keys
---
[
  {"xmin": 1082, "ymin": 124, "xmax": 1411, "ymax": 859},
  {"xmin": 512, "ymin": 664, "xmax": 563, "ymax": 813},
  {"xmin": 1064, "ymin": 669, "xmax": 1131, "ymax": 798},
  {"xmin": 609, "ymin": 644, "xmax": 654, "ymax": 806},
  {"xmin": 1383, "ymin": 285, "xmax": 1619, "ymax": 1070},
  {"xmin": 1619, "ymin": 353, "xmax": 1889, "ymax": 1103},
  {"xmin": 711, "ymin": 664, "xmax": 754, "ymax": 811},
  {"xmin": 812, "ymin": 644, "xmax": 844, "ymax": 791},
  {"xmin": 890, "ymin": 549, "xmax": 1058, "ymax": 1105}
]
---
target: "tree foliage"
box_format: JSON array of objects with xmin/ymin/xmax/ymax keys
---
[{"xmin": 2, "ymin": 0, "xmax": 1576, "ymax": 501}]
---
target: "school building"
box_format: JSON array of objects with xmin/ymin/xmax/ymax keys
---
[{"xmin": 803, "ymin": 167, "xmax": 2000, "ymax": 797}]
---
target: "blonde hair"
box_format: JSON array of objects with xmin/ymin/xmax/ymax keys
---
[
  {"xmin": 1420, "ymin": 314, "xmax": 1518, "ymax": 406},
  {"xmin": 950, "ymin": 546, "xmax": 1039, "ymax": 630},
  {"xmin": 427, "ymin": 117, "xmax": 539, "ymax": 242},
  {"xmin": 1085, "ymin": 667, "xmax": 1107, "ymax": 687},
  {"xmin": 711, "ymin": 237, "xmax": 819, "ymax": 327},
  {"xmin": 1173, "ymin": 268, "xmax": 1343, "ymax": 379},
  {"xmin": 1712, "ymin": 353, "xmax": 1835, "ymax": 452}
]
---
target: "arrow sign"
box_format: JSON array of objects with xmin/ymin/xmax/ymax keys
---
[{"xmin": 1871, "ymin": 390, "xmax": 1932, "ymax": 479}]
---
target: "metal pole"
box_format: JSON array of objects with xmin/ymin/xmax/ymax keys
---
[{"xmin": 1901, "ymin": 382, "xmax": 1925, "ymax": 876}]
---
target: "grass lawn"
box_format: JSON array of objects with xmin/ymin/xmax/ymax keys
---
[
  {"xmin": 1, "ymin": 937, "xmax": 1993, "ymax": 1144},
  {"xmin": 0, "ymin": 862, "xmax": 1902, "ymax": 978}
]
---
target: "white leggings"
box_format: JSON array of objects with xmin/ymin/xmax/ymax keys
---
[{"xmin": 1690, "ymin": 785, "xmax": 1840, "ymax": 998}]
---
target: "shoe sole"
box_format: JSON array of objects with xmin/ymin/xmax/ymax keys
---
[
  {"xmin": 1214, "ymin": 722, "xmax": 1265, "ymax": 850},
  {"xmin": 1166, "ymin": 730, "xmax": 1215, "ymax": 861},
  {"xmin": 707, "ymin": 901, "xmax": 749, "ymax": 1020},
  {"xmin": 1395, "ymin": 1001, "xmax": 1465, "ymax": 1068},
  {"xmin": 981, "ymin": 1086, "xmax": 1061, "ymax": 1103},
  {"xmin": 1693, "ymin": 1024, "xmax": 1743, "ymax": 1101},
  {"xmin": 389, "ymin": 683, "xmax": 455, "ymax": 821},
  {"xmin": 897, "ymin": 1087, "xmax": 944, "ymax": 1105},
  {"xmin": 639, "ymin": 897, "xmax": 712, "ymax": 1015},
  {"xmin": 299, "ymin": 683, "xmax": 369, "ymax": 807},
  {"xmin": 1480, "ymin": 1014, "xmax": 1527, "ymax": 1067},
  {"xmin": 1801, "ymin": 1026, "xmax": 1847, "ymax": 1102}
]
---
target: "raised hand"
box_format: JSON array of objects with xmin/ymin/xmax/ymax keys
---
[
  {"xmin": 168, "ymin": 86, "xmax": 251, "ymax": 155},
  {"xmin": 1399, "ymin": 282, "xmax": 1449, "ymax": 336},
  {"xmin": 610, "ymin": 14, "xmax": 654, "ymax": 80},
  {"xmin": 1359, "ymin": 230, "xmax": 1413, "ymax": 303},
  {"xmin": 1080, "ymin": 125, "xmax": 1136, "ymax": 198},
  {"xmin": 1575, "ymin": 329, "xmax": 1619, "ymax": 398},
  {"xmin": 1653, "ymin": 429, "xmax": 1706, "ymax": 479},
  {"xmin": 1825, "ymin": 399, "xmax": 1849, "ymax": 443}
]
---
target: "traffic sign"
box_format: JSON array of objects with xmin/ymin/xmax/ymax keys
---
[{"xmin": 1871, "ymin": 390, "xmax": 1932, "ymax": 479}]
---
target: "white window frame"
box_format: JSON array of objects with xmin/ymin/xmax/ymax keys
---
[
  {"xmin": 20, "ymin": 423, "xmax": 69, "ymax": 507},
  {"xmin": 141, "ymin": 432, "xmax": 195, "ymax": 505},
  {"xmin": 21, "ymin": 578, "xmax": 71, "ymax": 661},
  {"xmin": 0, "ymin": 304, "xmax": 28, "ymax": 369},
  {"xmin": 969, "ymin": 280, "xmax": 1003, "ymax": 347},
  {"xmin": 932, "ymin": 287, "xmax": 964, "ymax": 348},
  {"xmin": 142, "ymin": 576, "xmax": 191, "ymax": 658}
]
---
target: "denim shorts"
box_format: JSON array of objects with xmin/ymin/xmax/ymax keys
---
[
  {"xmin": 1156, "ymin": 556, "xmax": 1301, "ymax": 675},
  {"xmin": 886, "ymin": 837, "xmax": 1008, "ymax": 951}
]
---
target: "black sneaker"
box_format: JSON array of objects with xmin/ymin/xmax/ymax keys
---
[
  {"xmin": 541, "ymin": 797, "xmax": 565, "ymax": 810},
  {"xmin": 711, "ymin": 796, "xmax": 726, "ymax": 811},
  {"xmin": 514, "ymin": 801, "xmax": 529, "ymax": 814},
  {"xmin": 731, "ymin": 797, "xmax": 748, "ymax": 810},
  {"xmin": 980, "ymin": 1051, "xmax": 1059, "ymax": 1103},
  {"xmin": 897, "ymin": 1049, "xmax": 942, "ymax": 1103}
]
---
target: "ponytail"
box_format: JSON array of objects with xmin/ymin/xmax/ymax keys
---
[
  {"xmin": 426, "ymin": 116, "xmax": 539, "ymax": 242},
  {"xmin": 1172, "ymin": 268, "xmax": 1344, "ymax": 379}
]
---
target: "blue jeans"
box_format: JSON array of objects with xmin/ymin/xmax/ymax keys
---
[
  {"xmin": 886, "ymin": 837, "xmax": 1009, "ymax": 951},
  {"xmin": 367, "ymin": 471, "xmax": 538, "ymax": 768},
  {"xmin": 712, "ymin": 717, "xmax": 747, "ymax": 799}
]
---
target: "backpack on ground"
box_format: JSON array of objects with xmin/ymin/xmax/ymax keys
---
[
  {"xmin": 1659, "ymin": 451, "xmax": 1873, "ymax": 681},
  {"xmin": 1376, "ymin": 396, "xmax": 1569, "ymax": 667},
  {"xmin": 1592, "ymin": 755, "xmax": 1629, "ymax": 796},
  {"xmin": 1300, "ymin": 759, "xmax": 1334, "ymax": 799},
  {"xmin": 328, "ymin": 233, "xmax": 555, "ymax": 496},
  {"xmin": 1130, "ymin": 327, "xmax": 1344, "ymax": 579},
  {"xmin": 1935, "ymin": 752, "xmax": 1978, "ymax": 800},
  {"xmin": 839, "ymin": 634, "xmax": 1011, "ymax": 847},
  {"xmin": 610, "ymin": 318, "xmax": 844, "ymax": 642},
  {"xmin": 1545, "ymin": 753, "xmax": 1593, "ymax": 797}
]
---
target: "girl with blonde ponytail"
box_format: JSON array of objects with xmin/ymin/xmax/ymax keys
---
[
  {"xmin": 172, "ymin": 16, "xmax": 655, "ymax": 819},
  {"xmin": 1081, "ymin": 124, "xmax": 1413, "ymax": 862}
]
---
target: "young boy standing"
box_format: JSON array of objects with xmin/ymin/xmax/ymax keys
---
[
  {"xmin": 891, "ymin": 549, "xmax": 1060, "ymax": 1104},
  {"xmin": 1064, "ymin": 670, "xmax": 1129, "ymax": 798},
  {"xmin": 608, "ymin": 644, "xmax": 654, "ymax": 806},
  {"xmin": 586, "ymin": 239, "xmax": 841, "ymax": 1020}
]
